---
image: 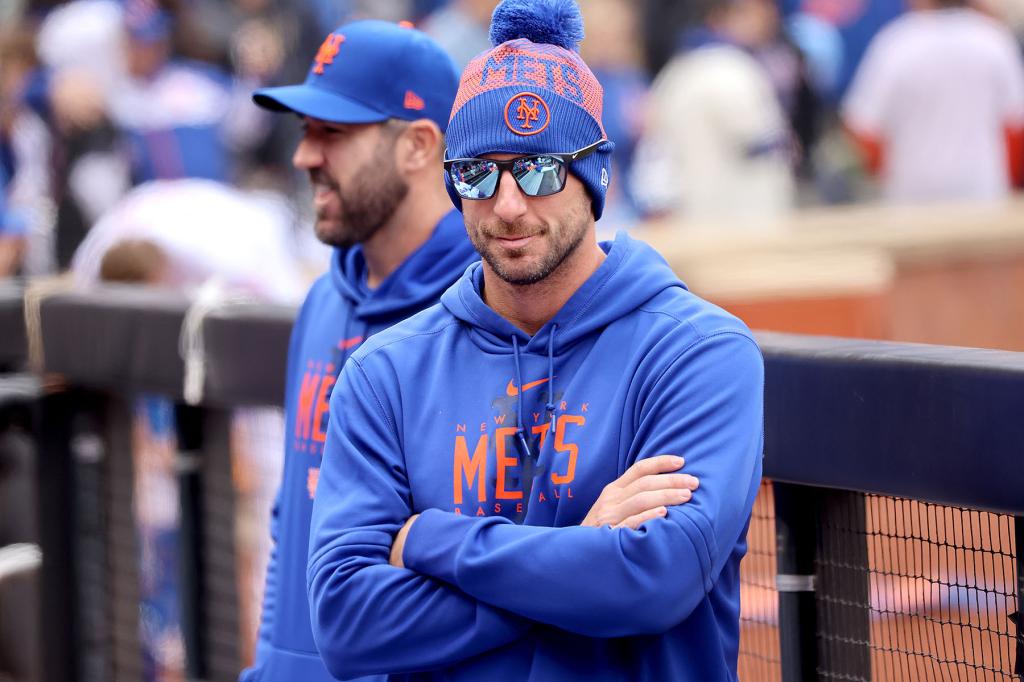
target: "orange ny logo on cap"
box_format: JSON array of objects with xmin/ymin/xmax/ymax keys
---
[
  {"xmin": 504, "ymin": 92, "xmax": 550, "ymax": 136},
  {"xmin": 313, "ymin": 33, "xmax": 345, "ymax": 75}
]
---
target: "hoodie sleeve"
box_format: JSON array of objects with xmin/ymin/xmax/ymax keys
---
[
  {"xmin": 401, "ymin": 331, "xmax": 764, "ymax": 638},
  {"xmin": 307, "ymin": 361, "xmax": 532, "ymax": 680}
]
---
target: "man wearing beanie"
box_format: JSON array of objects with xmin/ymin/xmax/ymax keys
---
[
  {"xmin": 241, "ymin": 21, "xmax": 477, "ymax": 682},
  {"xmin": 308, "ymin": 1, "xmax": 764, "ymax": 680}
]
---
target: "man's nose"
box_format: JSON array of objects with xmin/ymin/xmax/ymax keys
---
[
  {"xmin": 492, "ymin": 170, "xmax": 528, "ymax": 223},
  {"xmin": 292, "ymin": 135, "xmax": 322, "ymax": 171}
]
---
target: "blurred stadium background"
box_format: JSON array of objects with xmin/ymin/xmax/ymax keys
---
[{"xmin": 2, "ymin": 0, "xmax": 1024, "ymax": 680}]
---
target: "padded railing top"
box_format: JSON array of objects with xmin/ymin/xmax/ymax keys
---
[{"xmin": 0, "ymin": 281, "xmax": 25, "ymax": 369}]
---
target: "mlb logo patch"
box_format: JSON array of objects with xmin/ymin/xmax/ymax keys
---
[{"xmin": 504, "ymin": 92, "xmax": 550, "ymax": 136}]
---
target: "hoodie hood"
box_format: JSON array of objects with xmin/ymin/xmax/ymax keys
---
[
  {"xmin": 441, "ymin": 231, "xmax": 687, "ymax": 354},
  {"xmin": 331, "ymin": 209, "xmax": 476, "ymax": 323}
]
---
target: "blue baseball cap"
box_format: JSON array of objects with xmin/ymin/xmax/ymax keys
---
[{"xmin": 253, "ymin": 20, "xmax": 459, "ymax": 133}]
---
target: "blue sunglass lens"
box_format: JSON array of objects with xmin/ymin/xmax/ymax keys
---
[
  {"xmin": 512, "ymin": 156, "xmax": 564, "ymax": 196},
  {"xmin": 450, "ymin": 159, "xmax": 500, "ymax": 200}
]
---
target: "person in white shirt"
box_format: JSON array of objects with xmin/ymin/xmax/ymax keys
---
[
  {"xmin": 632, "ymin": 0, "xmax": 795, "ymax": 226},
  {"xmin": 843, "ymin": 0, "xmax": 1024, "ymax": 204},
  {"xmin": 70, "ymin": 179, "xmax": 309, "ymax": 303}
]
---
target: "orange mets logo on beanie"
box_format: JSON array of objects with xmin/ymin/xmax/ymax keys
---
[{"xmin": 504, "ymin": 92, "xmax": 550, "ymax": 136}]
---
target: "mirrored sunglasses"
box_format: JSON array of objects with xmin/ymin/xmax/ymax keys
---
[{"xmin": 444, "ymin": 139, "xmax": 607, "ymax": 201}]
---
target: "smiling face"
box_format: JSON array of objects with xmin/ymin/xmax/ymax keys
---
[
  {"xmin": 462, "ymin": 154, "xmax": 594, "ymax": 286},
  {"xmin": 292, "ymin": 117, "xmax": 409, "ymax": 248}
]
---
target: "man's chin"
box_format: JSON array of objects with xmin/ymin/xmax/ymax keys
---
[
  {"xmin": 485, "ymin": 252, "xmax": 549, "ymax": 286},
  {"xmin": 314, "ymin": 221, "xmax": 355, "ymax": 249}
]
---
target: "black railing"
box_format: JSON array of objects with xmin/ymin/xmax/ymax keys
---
[{"xmin": 2, "ymin": 285, "xmax": 1022, "ymax": 681}]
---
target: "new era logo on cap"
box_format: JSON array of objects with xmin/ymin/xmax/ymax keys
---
[
  {"xmin": 313, "ymin": 33, "xmax": 345, "ymax": 75},
  {"xmin": 404, "ymin": 90, "xmax": 426, "ymax": 111}
]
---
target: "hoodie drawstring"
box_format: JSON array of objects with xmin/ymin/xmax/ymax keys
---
[
  {"xmin": 511, "ymin": 335, "xmax": 533, "ymax": 460},
  {"xmin": 511, "ymin": 327, "xmax": 559, "ymax": 522},
  {"xmin": 511, "ymin": 326, "xmax": 560, "ymax": 461},
  {"xmin": 545, "ymin": 324, "xmax": 558, "ymax": 433}
]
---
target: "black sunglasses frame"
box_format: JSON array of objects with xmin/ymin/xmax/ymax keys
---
[{"xmin": 444, "ymin": 139, "xmax": 608, "ymax": 200}]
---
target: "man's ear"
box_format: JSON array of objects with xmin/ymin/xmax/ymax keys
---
[{"xmin": 397, "ymin": 119, "xmax": 444, "ymax": 174}]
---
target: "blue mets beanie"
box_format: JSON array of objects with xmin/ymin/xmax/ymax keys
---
[{"xmin": 444, "ymin": 0, "xmax": 615, "ymax": 220}]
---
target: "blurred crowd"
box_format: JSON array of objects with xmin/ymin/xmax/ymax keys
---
[{"xmin": 4, "ymin": 0, "xmax": 1024, "ymax": 283}]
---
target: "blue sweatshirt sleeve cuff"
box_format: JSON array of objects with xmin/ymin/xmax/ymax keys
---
[{"xmin": 404, "ymin": 508, "xmax": 481, "ymax": 584}]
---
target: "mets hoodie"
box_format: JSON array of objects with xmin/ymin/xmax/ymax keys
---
[
  {"xmin": 241, "ymin": 210, "xmax": 477, "ymax": 682},
  {"xmin": 307, "ymin": 232, "xmax": 764, "ymax": 682}
]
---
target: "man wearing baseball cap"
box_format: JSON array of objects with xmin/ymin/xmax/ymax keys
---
[
  {"xmin": 306, "ymin": 1, "xmax": 763, "ymax": 680},
  {"xmin": 241, "ymin": 21, "xmax": 474, "ymax": 681}
]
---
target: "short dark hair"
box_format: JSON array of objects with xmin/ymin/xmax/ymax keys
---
[{"xmin": 99, "ymin": 239, "xmax": 169, "ymax": 284}]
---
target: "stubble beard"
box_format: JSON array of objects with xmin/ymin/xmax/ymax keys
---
[
  {"xmin": 312, "ymin": 146, "xmax": 409, "ymax": 249},
  {"xmin": 470, "ymin": 198, "xmax": 591, "ymax": 286}
]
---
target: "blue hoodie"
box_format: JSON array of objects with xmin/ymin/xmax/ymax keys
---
[
  {"xmin": 308, "ymin": 233, "xmax": 764, "ymax": 681},
  {"xmin": 241, "ymin": 210, "xmax": 477, "ymax": 681}
]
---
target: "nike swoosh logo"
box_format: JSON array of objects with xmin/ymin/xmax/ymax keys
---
[
  {"xmin": 506, "ymin": 377, "xmax": 552, "ymax": 397},
  {"xmin": 338, "ymin": 336, "xmax": 364, "ymax": 351}
]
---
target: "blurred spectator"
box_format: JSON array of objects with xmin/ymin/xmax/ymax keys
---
[
  {"xmin": 639, "ymin": 0, "xmax": 704, "ymax": 78},
  {"xmin": 743, "ymin": 1, "xmax": 824, "ymax": 180},
  {"xmin": 35, "ymin": 0, "xmax": 141, "ymax": 270},
  {"xmin": 109, "ymin": 0, "xmax": 269, "ymax": 185},
  {"xmin": 579, "ymin": 0, "xmax": 650, "ymax": 225},
  {"xmin": 71, "ymin": 179, "xmax": 309, "ymax": 303},
  {"xmin": 784, "ymin": 10, "xmax": 845, "ymax": 102},
  {"xmin": 779, "ymin": 0, "xmax": 907, "ymax": 101},
  {"xmin": 842, "ymin": 0, "xmax": 1024, "ymax": 203},
  {"xmin": 31, "ymin": 0, "xmax": 283, "ymax": 269},
  {"xmin": 633, "ymin": 0, "xmax": 795, "ymax": 225},
  {"xmin": 0, "ymin": 22, "xmax": 55, "ymax": 276},
  {"xmin": 170, "ymin": 0, "xmax": 325, "ymax": 188},
  {"xmin": 0, "ymin": 166, "xmax": 26, "ymax": 278},
  {"xmin": 421, "ymin": 0, "xmax": 495, "ymax": 69}
]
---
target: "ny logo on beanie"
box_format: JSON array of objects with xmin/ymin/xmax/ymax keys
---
[{"xmin": 505, "ymin": 93, "xmax": 551, "ymax": 136}]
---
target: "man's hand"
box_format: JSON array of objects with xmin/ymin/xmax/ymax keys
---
[
  {"xmin": 390, "ymin": 514, "xmax": 420, "ymax": 568},
  {"xmin": 581, "ymin": 455, "xmax": 698, "ymax": 529}
]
